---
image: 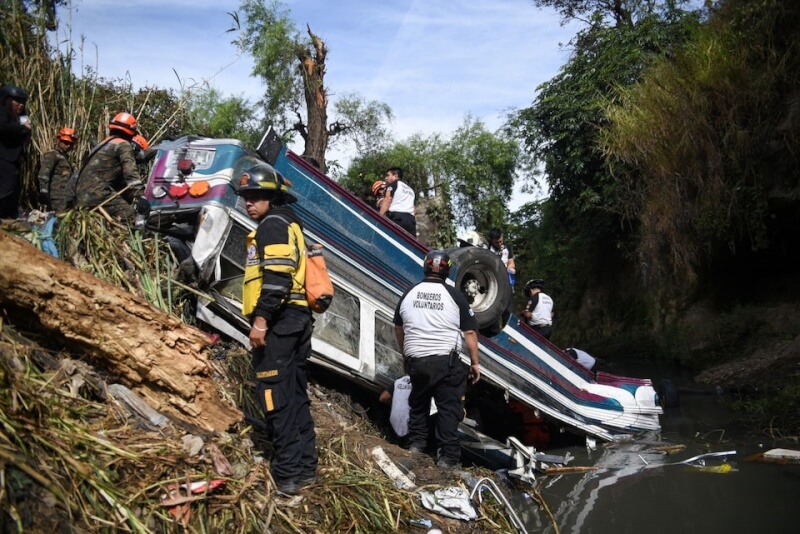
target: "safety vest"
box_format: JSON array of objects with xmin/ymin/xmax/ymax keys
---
[{"xmin": 242, "ymin": 213, "xmax": 308, "ymax": 317}]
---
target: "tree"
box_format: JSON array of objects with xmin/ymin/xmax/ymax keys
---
[
  {"xmin": 530, "ymin": 0, "xmax": 693, "ymax": 27},
  {"xmin": 442, "ymin": 117, "xmax": 518, "ymax": 235},
  {"xmin": 330, "ymin": 94, "xmax": 394, "ymax": 161},
  {"xmin": 235, "ymin": 0, "xmax": 393, "ymax": 173},
  {"xmin": 505, "ymin": 0, "xmax": 699, "ymax": 339},
  {"xmin": 342, "ymin": 117, "xmax": 519, "ymax": 248},
  {"xmin": 600, "ymin": 0, "xmax": 800, "ymax": 295},
  {"xmin": 184, "ymin": 87, "xmax": 261, "ymax": 147}
]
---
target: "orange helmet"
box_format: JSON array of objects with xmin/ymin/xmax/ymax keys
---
[
  {"xmin": 131, "ymin": 134, "xmax": 149, "ymax": 151},
  {"xmin": 57, "ymin": 127, "xmax": 77, "ymax": 144},
  {"xmin": 109, "ymin": 112, "xmax": 138, "ymax": 136},
  {"xmin": 371, "ymin": 180, "xmax": 387, "ymax": 197}
]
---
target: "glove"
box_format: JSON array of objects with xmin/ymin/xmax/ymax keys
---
[{"xmin": 38, "ymin": 190, "xmax": 50, "ymax": 207}]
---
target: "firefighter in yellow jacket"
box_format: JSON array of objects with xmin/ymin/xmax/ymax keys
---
[{"xmin": 239, "ymin": 163, "xmax": 317, "ymax": 496}]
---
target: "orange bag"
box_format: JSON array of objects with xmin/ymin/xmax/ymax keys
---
[{"xmin": 305, "ymin": 244, "xmax": 334, "ymax": 313}]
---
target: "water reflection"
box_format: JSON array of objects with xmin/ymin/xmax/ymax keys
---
[{"xmin": 501, "ymin": 361, "xmax": 800, "ymax": 533}]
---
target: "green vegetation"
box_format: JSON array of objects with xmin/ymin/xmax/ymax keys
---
[
  {"xmin": 3, "ymin": 0, "xmax": 799, "ymax": 444},
  {"xmin": 236, "ymin": 0, "xmax": 395, "ymax": 172},
  {"xmin": 341, "ymin": 117, "xmax": 520, "ymax": 249}
]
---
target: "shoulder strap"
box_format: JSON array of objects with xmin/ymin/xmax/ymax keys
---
[
  {"xmin": 73, "ymin": 136, "xmax": 120, "ymax": 191},
  {"xmin": 256, "ymin": 212, "xmax": 305, "ymax": 263},
  {"xmin": 81, "ymin": 136, "xmax": 119, "ymax": 170}
]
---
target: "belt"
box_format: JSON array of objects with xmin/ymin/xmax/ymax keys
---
[{"xmin": 407, "ymin": 353, "xmax": 450, "ymax": 360}]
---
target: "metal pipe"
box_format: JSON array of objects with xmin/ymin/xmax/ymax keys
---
[{"xmin": 470, "ymin": 477, "xmax": 528, "ymax": 534}]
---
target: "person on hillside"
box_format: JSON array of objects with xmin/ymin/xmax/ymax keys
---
[
  {"xmin": 565, "ymin": 347, "xmax": 598, "ymax": 372},
  {"xmin": 37, "ymin": 127, "xmax": 77, "ymax": 211},
  {"xmin": 485, "ymin": 228, "xmax": 516, "ymax": 289},
  {"xmin": 0, "ymin": 84, "xmax": 32, "ymax": 219},
  {"xmin": 379, "ymin": 374, "xmax": 450, "ymax": 446},
  {"xmin": 379, "ymin": 374, "xmax": 412, "ymax": 441},
  {"xmin": 521, "ymin": 279, "xmax": 554, "ymax": 339},
  {"xmin": 394, "ymin": 250, "xmax": 480, "ymax": 469},
  {"xmin": 371, "ymin": 179, "xmax": 387, "ymax": 211},
  {"xmin": 75, "ymin": 112, "xmax": 143, "ymax": 221},
  {"xmin": 131, "ymin": 134, "xmax": 154, "ymax": 165},
  {"xmin": 238, "ymin": 163, "xmax": 317, "ymax": 496},
  {"xmin": 379, "ymin": 166, "xmax": 416, "ymax": 235}
]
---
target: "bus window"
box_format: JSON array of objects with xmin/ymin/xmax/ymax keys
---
[{"xmin": 314, "ymin": 285, "xmax": 360, "ymax": 357}]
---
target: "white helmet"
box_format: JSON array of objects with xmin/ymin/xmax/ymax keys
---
[{"xmin": 460, "ymin": 230, "xmax": 485, "ymax": 247}]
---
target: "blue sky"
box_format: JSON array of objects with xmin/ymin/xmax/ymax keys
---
[{"xmin": 61, "ymin": 0, "xmax": 581, "ymax": 205}]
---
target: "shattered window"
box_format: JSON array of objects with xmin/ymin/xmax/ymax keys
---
[
  {"xmin": 313, "ymin": 285, "xmax": 360, "ymax": 357},
  {"xmin": 375, "ymin": 314, "xmax": 403, "ymax": 381}
]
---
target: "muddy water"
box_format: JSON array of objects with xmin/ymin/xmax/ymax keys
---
[{"xmin": 508, "ymin": 359, "xmax": 800, "ymax": 533}]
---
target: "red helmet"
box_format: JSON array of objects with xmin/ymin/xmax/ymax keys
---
[
  {"xmin": 131, "ymin": 134, "xmax": 149, "ymax": 151},
  {"xmin": 371, "ymin": 180, "xmax": 386, "ymax": 197},
  {"xmin": 57, "ymin": 127, "xmax": 77, "ymax": 144},
  {"xmin": 109, "ymin": 112, "xmax": 138, "ymax": 136}
]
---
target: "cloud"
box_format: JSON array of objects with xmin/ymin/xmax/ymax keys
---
[{"xmin": 63, "ymin": 0, "xmax": 578, "ymax": 204}]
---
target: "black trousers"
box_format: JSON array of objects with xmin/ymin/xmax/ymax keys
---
[
  {"xmin": 532, "ymin": 324, "xmax": 553, "ymax": 340},
  {"xmin": 388, "ymin": 211, "xmax": 416, "ymax": 236},
  {"xmin": 406, "ymin": 354, "xmax": 467, "ymax": 462},
  {"xmin": 0, "ymin": 158, "xmax": 20, "ymax": 219},
  {"xmin": 253, "ymin": 309, "xmax": 317, "ymax": 482}
]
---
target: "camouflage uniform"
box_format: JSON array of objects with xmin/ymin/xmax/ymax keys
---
[
  {"xmin": 37, "ymin": 146, "xmax": 74, "ymax": 211},
  {"xmin": 75, "ymin": 137, "xmax": 143, "ymax": 221}
]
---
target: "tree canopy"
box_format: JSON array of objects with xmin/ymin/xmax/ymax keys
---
[
  {"xmin": 235, "ymin": 0, "xmax": 393, "ymax": 172},
  {"xmin": 600, "ymin": 0, "xmax": 800, "ymax": 290},
  {"xmin": 341, "ymin": 117, "xmax": 519, "ymax": 249},
  {"xmin": 506, "ymin": 0, "xmax": 700, "ymax": 338}
]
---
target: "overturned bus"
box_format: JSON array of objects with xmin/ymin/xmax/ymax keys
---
[{"xmin": 139, "ymin": 129, "xmax": 662, "ymax": 454}]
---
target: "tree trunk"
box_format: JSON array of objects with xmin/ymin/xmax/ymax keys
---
[
  {"xmin": 299, "ymin": 25, "xmax": 329, "ymax": 172},
  {"xmin": 0, "ymin": 230, "xmax": 241, "ymax": 434}
]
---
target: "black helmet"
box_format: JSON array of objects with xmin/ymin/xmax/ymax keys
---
[
  {"xmin": 524, "ymin": 279, "xmax": 544, "ymax": 296},
  {"xmin": 423, "ymin": 250, "xmax": 452, "ymax": 279},
  {"xmin": 237, "ymin": 163, "xmax": 297, "ymax": 204},
  {"xmin": 1, "ymin": 84, "xmax": 28, "ymax": 104}
]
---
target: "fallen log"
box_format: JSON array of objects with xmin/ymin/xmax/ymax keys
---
[{"xmin": 0, "ymin": 230, "xmax": 241, "ymax": 433}]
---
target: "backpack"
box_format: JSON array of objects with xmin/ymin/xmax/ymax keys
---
[
  {"xmin": 259, "ymin": 213, "xmax": 334, "ymax": 313},
  {"xmin": 305, "ymin": 244, "xmax": 334, "ymax": 313}
]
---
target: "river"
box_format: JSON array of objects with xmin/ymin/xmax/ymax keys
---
[{"xmin": 506, "ymin": 358, "xmax": 800, "ymax": 533}]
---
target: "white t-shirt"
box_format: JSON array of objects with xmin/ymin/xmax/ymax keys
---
[
  {"xmin": 486, "ymin": 243, "xmax": 514, "ymax": 269},
  {"xmin": 527, "ymin": 291, "xmax": 553, "ymax": 326},
  {"xmin": 394, "ymin": 279, "xmax": 478, "ymax": 359},
  {"xmin": 387, "ymin": 180, "xmax": 415, "ymax": 215},
  {"xmin": 570, "ymin": 348, "xmax": 596, "ymax": 370},
  {"xmin": 389, "ymin": 375, "xmax": 412, "ymax": 437}
]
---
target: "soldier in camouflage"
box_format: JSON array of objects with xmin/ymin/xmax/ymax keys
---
[
  {"xmin": 75, "ymin": 112, "xmax": 143, "ymax": 221},
  {"xmin": 38, "ymin": 127, "xmax": 77, "ymax": 211}
]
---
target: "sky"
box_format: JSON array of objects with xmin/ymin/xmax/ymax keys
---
[{"xmin": 59, "ymin": 0, "xmax": 582, "ymax": 207}]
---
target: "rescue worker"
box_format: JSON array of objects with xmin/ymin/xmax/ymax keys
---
[
  {"xmin": 0, "ymin": 84, "xmax": 31, "ymax": 219},
  {"xmin": 379, "ymin": 167, "xmax": 416, "ymax": 235},
  {"xmin": 37, "ymin": 127, "xmax": 77, "ymax": 211},
  {"xmin": 565, "ymin": 347, "xmax": 597, "ymax": 371},
  {"xmin": 394, "ymin": 250, "xmax": 480, "ymax": 469},
  {"xmin": 521, "ymin": 279, "xmax": 554, "ymax": 339},
  {"xmin": 485, "ymin": 228, "xmax": 516, "ymax": 289},
  {"xmin": 238, "ymin": 163, "xmax": 317, "ymax": 496},
  {"xmin": 75, "ymin": 112, "xmax": 143, "ymax": 221},
  {"xmin": 131, "ymin": 134, "xmax": 153, "ymax": 165},
  {"xmin": 378, "ymin": 374, "xmax": 412, "ymax": 441},
  {"xmin": 371, "ymin": 179, "xmax": 386, "ymax": 211}
]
